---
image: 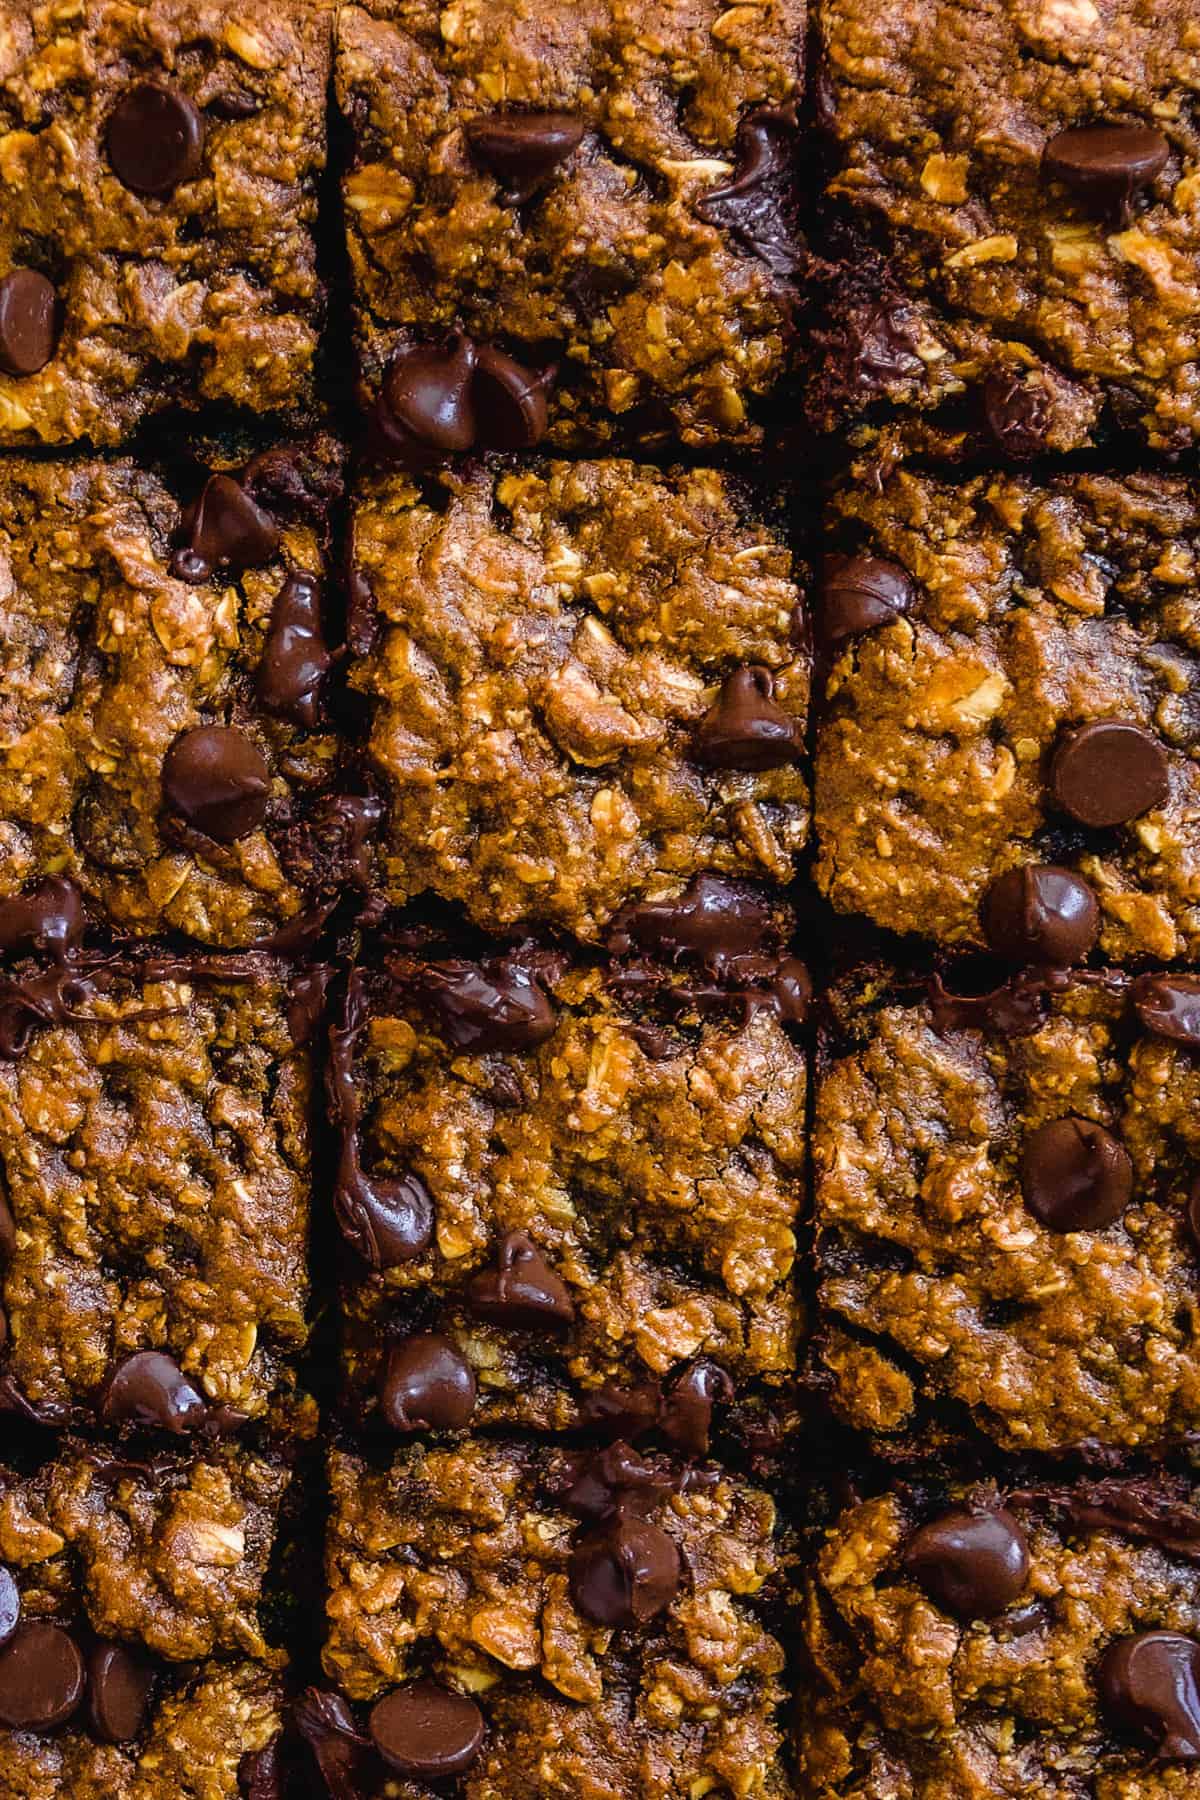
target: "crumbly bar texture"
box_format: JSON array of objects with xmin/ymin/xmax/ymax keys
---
[
  {"xmin": 336, "ymin": 0, "xmax": 804, "ymax": 449},
  {"xmin": 0, "ymin": 0, "xmax": 328, "ymax": 447},
  {"xmin": 805, "ymin": 0, "xmax": 1200, "ymax": 452},
  {"xmin": 0, "ymin": 1662, "xmax": 283, "ymax": 1800},
  {"xmin": 321, "ymin": 1437, "xmax": 789, "ymax": 1798},
  {"xmin": 0, "ymin": 450, "xmax": 348, "ymax": 947},
  {"xmin": 815, "ymin": 459, "xmax": 1200, "ymax": 961},
  {"xmin": 351, "ymin": 460, "xmax": 810, "ymax": 941},
  {"xmin": 340, "ymin": 951, "xmax": 806, "ymax": 1429},
  {"xmin": 799, "ymin": 1473, "xmax": 1200, "ymax": 1799},
  {"xmin": 814, "ymin": 968, "xmax": 1200, "ymax": 1455},
  {"xmin": 0, "ymin": 957, "xmax": 311, "ymax": 1424},
  {"xmin": 0, "ymin": 1439, "xmax": 288, "ymax": 1659}
]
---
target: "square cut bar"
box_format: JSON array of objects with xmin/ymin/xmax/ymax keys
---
[
  {"xmin": 0, "ymin": 445, "xmax": 366, "ymax": 949},
  {"xmin": 304, "ymin": 1435, "xmax": 790, "ymax": 1798},
  {"xmin": 804, "ymin": 0, "xmax": 1200, "ymax": 454},
  {"xmin": 0, "ymin": 952, "xmax": 314, "ymax": 1429},
  {"xmin": 799, "ymin": 1471, "xmax": 1200, "ymax": 1799},
  {"xmin": 330, "ymin": 916, "xmax": 808, "ymax": 1434},
  {"xmin": 0, "ymin": 0, "xmax": 329, "ymax": 446},
  {"xmin": 813, "ymin": 965, "xmax": 1200, "ymax": 1456},
  {"xmin": 349, "ymin": 459, "xmax": 810, "ymax": 943},
  {"xmin": 0, "ymin": 1438, "xmax": 288, "ymax": 1798},
  {"xmin": 335, "ymin": 0, "xmax": 804, "ymax": 454},
  {"xmin": 814, "ymin": 458, "xmax": 1200, "ymax": 963}
]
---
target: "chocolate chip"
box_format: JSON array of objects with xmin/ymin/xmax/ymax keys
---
[
  {"xmin": 1044, "ymin": 124, "xmax": 1169, "ymax": 212},
  {"xmin": 375, "ymin": 337, "xmax": 478, "ymax": 465},
  {"xmin": 0, "ymin": 270, "xmax": 59, "ymax": 376},
  {"xmin": 162, "ymin": 725, "xmax": 271, "ymax": 843},
  {"xmin": 1099, "ymin": 1632, "xmax": 1200, "ymax": 1761},
  {"xmin": 982, "ymin": 373, "xmax": 1048, "ymax": 459},
  {"xmin": 107, "ymin": 82, "xmax": 206, "ymax": 196},
  {"xmin": 400, "ymin": 958, "xmax": 558, "ymax": 1052},
  {"xmin": 691, "ymin": 666, "xmax": 800, "ymax": 771},
  {"xmin": 333, "ymin": 1153, "xmax": 434, "ymax": 1269},
  {"xmin": 0, "ymin": 1569, "xmax": 19, "ymax": 1650},
  {"xmin": 770, "ymin": 956, "xmax": 812, "ymax": 1024},
  {"xmin": 256, "ymin": 572, "xmax": 332, "ymax": 729},
  {"xmin": 903, "ymin": 1506, "xmax": 1030, "ymax": 1620},
  {"xmin": 238, "ymin": 1738, "xmax": 283, "ymax": 1800},
  {"xmin": 171, "ymin": 474, "xmax": 280, "ymax": 583},
  {"xmin": 1050, "ymin": 721, "xmax": 1168, "ymax": 828},
  {"xmin": 659, "ymin": 1359, "xmax": 733, "ymax": 1456},
  {"xmin": 981, "ymin": 865, "xmax": 1099, "ymax": 964},
  {"xmin": 295, "ymin": 1688, "xmax": 366, "ymax": 1796},
  {"xmin": 1133, "ymin": 975, "xmax": 1200, "ymax": 1046},
  {"xmin": 608, "ymin": 874, "xmax": 776, "ymax": 970},
  {"xmin": 86, "ymin": 1641, "xmax": 154, "ymax": 1744},
  {"xmin": 467, "ymin": 1231, "xmax": 574, "ymax": 1331},
  {"xmin": 570, "ymin": 1513, "xmax": 681, "ymax": 1626},
  {"xmin": 695, "ymin": 106, "xmax": 801, "ymax": 276},
  {"xmin": 379, "ymin": 1334, "xmax": 476, "ymax": 1432},
  {"xmin": 369, "ymin": 1681, "xmax": 485, "ymax": 1779},
  {"xmin": 1020, "ymin": 1118, "xmax": 1132, "ymax": 1233},
  {"xmin": 99, "ymin": 1350, "xmax": 208, "ymax": 1434},
  {"xmin": 0, "ymin": 1623, "xmax": 84, "ymax": 1730},
  {"xmin": 464, "ymin": 111, "xmax": 584, "ymax": 202},
  {"xmin": 473, "ymin": 345, "xmax": 550, "ymax": 449},
  {"xmin": 821, "ymin": 554, "xmax": 913, "ymax": 642},
  {"xmin": 0, "ymin": 878, "xmax": 84, "ymax": 961},
  {"xmin": 208, "ymin": 91, "xmax": 261, "ymax": 122}
]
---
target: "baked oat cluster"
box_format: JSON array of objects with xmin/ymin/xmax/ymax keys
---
[{"xmin": 2, "ymin": 1, "xmax": 1200, "ymax": 1795}]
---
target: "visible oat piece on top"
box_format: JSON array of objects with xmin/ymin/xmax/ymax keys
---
[
  {"xmin": 800, "ymin": 1471, "xmax": 1200, "ymax": 1798},
  {"xmin": 814, "ymin": 965, "xmax": 1200, "ymax": 1455},
  {"xmin": 329, "ymin": 915, "xmax": 808, "ymax": 1432},
  {"xmin": 0, "ymin": 0, "xmax": 330, "ymax": 447},
  {"xmin": 0, "ymin": 445, "xmax": 364, "ymax": 948},
  {"xmin": 307, "ymin": 1436, "xmax": 790, "ymax": 1798},
  {"xmin": 0, "ymin": 953, "xmax": 313, "ymax": 1427},
  {"xmin": 803, "ymin": 0, "xmax": 1200, "ymax": 453},
  {"xmin": 335, "ymin": 0, "xmax": 804, "ymax": 452},
  {"xmin": 814, "ymin": 457, "xmax": 1200, "ymax": 963},
  {"xmin": 350, "ymin": 459, "xmax": 809, "ymax": 941}
]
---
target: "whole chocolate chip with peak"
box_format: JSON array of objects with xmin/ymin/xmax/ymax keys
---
[
  {"xmin": 1051, "ymin": 720, "xmax": 1168, "ymax": 828},
  {"xmin": 0, "ymin": 270, "xmax": 59, "ymax": 376},
  {"xmin": 404, "ymin": 958, "xmax": 558, "ymax": 1052},
  {"xmin": 99, "ymin": 1350, "xmax": 208, "ymax": 1434},
  {"xmin": 982, "ymin": 372, "xmax": 1048, "ymax": 458},
  {"xmin": 467, "ymin": 1231, "xmax": 574, "ymax": 1331},
  {"xmin": 162, "ymin": 725, "xmax": 271, "ymax": 843},
  {"xmin": 0, "ymin": 1569, "xmax": 19, "ymax": 1649},
  {"xmin": 1133, "ymin": 975, "xmax": 1200, "ymax": 1046},
  {"xmin": 377, "ymin": 337, "xmax": 478, "ymax": 464},
  {"xmin": 172, "ymin": 473, "xmax": 280, "ymax": 583},
  {"xmin": 473, "ymin": 345, "xmax": 550, "ymax": 449},
  {"xmin": 380, "ymin": 1334, "xmax": 476, "ymax": 1433},
  {"xmin": 608, "ymin": 874, "xmax": 775, "ymax": 969},
  {"xmin": 0, "ymin": 1623, "xmax": 85, "ymax": 1730},
  {"xmin": 691, "ymin": 666, "xmax": 800, "ymax": 771},
  {"xmin": 86, "ymin": 1640, "xmax": 154, "ymax": 1744},
  {"xmin": 821, "ymin": 554, "xmax": 913, "ymax": 642},
  {"xmin": 464, "ymin": 111, "xmax": 584, "ymax": 202},
  {"xmin": 570, "ymin": 1513, "xmax": 681, "ymax": 1626},
  {"xmin": 982, "ymin": 864, "xmax": 1099, "ymax": 964},
  {"xmin": 334, "ymin": 1150, "xmax": 434, "ymax": 1270},
  {"xmin": 0, "ymin": 877, "xmax": 84, "ymax": 961},
  {"xmin": 256, "ymin": 572, "xmax": 332, "ymax": 728},
  {"xmin": 1044, "ymin": 124, "xmax": 1169, "ymax": 209},
  {"xmin": 107, "ymin": 82, "xmax": 205, "ymax": 196},
  {"xmin": 1020, "ymin": 1117, "xmax": 1132, "ymax": 1232},
  {"xmin": 1099, "ymin": 1631, "xmax": 1200, "ymax": 1761},
  {"xmin": 903, "ymin": 1506, "xmax": 1030, "ymax": 1620},
  {"xmin": 369, "ymin": 1680, "xmax": 485, "ymax": 1779},
  {"xmin": 659, "ymin": 1359, "xmax": 733, "ymax": 1456}
]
